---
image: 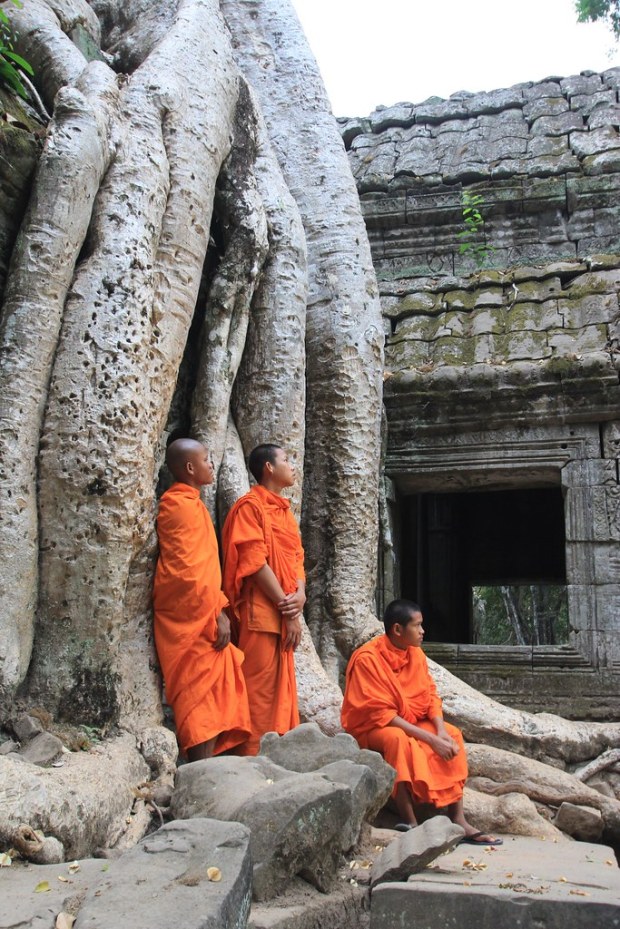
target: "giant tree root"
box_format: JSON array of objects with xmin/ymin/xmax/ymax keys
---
[
  {"xmin": 467, "ymin": 743, "xmax": 620, "ymax": 843},
  {"xmin": 0, "ymin": 733, "xmax": 154, "ymax": 859},
  {"xmin": 430, "ymin": 658, "xmax": 620, "ymax": 765}
]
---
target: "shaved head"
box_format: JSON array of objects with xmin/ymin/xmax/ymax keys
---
[{"xmin": 166, "ymin": 438, "xmax": 205, "ymax": 482}]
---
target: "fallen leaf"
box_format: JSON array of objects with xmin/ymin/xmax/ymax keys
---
[
  {"xmin": 462, "ymin": 859, "xmax": 487, "ymax": 872},
  {"xmin": 606, "ymin": 860, "xmax": 614, "ymax": 866},
  {"xmin": 207, "ymin": 867, "xmax": 221, "ymax": 882},
  {"xmin": 34, "ymin": 881, "xmax": 51, "ymax": 893},
  {"xmin": 265, "ymin": 778, "xmax": 274, "ymax": 785},
  {"xmin": 67, "ymin": 862, "xmax": 80, "ymax": 874},
  {"xmin": 569, "ymin": 889, "xmax": 590, "ymax": 897},
  {"xmin": 51, "ymin": 761, "xmax": 64, "ymax": 768},
  {"xmin": 505, "ymin": 872, "xmax": 513, "ymax": 878},
  {"xmin": 349, "ymin": 878, "xmax": 358, "ymax": 886},
  {"xmin": 0, "ymin": 853, "xmax": 12, "ymax": 868},
  {"xmin": 56, "ymin": 914, "xmax": 76, "ymax": 929},
  {"xmin": 558, "ymin": 876, "xmax": 567, "ymax": 883},
  {"xmin": 57, "ymin": 876, "xmax": 69, "ymax": 883},
  {"xmin": 101, "ymin": 863, "xmax": 109, "ymax": 872}
]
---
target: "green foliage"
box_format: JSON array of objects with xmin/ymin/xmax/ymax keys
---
[
  {"xmin": 472, "ymin": 584, "xmax": 569, "ymax": 646},
  {"xmin": 0, "ymin": 0, "xmax": 34, "ymax": 100},
  {"xmin": 575, "ymin": 0, "xmax": 620, "ymax": 38},
  {"xmin": 457, "ymin": 189, "xmax": 495, "ymax": 269}
]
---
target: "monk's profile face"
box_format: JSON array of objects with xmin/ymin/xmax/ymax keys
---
[
  {"xmin": 394, "ymin": 611, "xmax": 424, "ymax": 650},
  {"xmin": 184, "ymin": 444, "xmax": 214, "ymax": 488},
  {"xmin": 264, "ymin": 447, "xmax": 295, "ymax": 489}
]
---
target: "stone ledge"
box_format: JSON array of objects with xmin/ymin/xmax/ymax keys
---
[{"xmin": 371, "ymin": 836, "xmax": 620, "ymax": 929}]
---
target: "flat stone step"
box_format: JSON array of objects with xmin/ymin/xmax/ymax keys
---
[{"xmin": 371, "ymin": 834, "xmax": 620, "ymax": 929}]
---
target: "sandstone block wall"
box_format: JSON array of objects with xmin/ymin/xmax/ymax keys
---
[{"xmin": 343, "ymin": 70, "xmax": 620, "ymax": 716}]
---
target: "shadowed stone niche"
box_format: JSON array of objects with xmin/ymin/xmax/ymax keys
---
[{"xmin": 343, "ymin": 69, "xmax": 620, "ymax": 718}]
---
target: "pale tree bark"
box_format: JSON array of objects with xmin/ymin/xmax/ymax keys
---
[
  {"xmin": 221, "ymin": 0, "xmax": 385, "ymax": 680},
  {"xmin": 29, "ymin": 0, "xmax": 241, "ymax": 726},
  {"xmin": 0, "ymin": 54, "xmax": 117, "ymax": 703},
  {"xmin": 0, "ymin": 0, "xmax": 347, "ymax": 733},
  {"xmin": 500, "ymin": 585, "xmax": 527, "ymax": 646}
]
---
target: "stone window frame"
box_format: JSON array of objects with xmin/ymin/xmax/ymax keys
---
[{"xmin": 386, "ymin": 421, "xmax": 620, "ymax": 673}]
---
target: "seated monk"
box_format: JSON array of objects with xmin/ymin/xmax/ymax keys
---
[
  {"xmin": 222, "ymin": 443, "xmax": 305, "ymax": 755},
  {"xmin": 341, "ymin": 598, "xmax": 502, "ymax": 843},
  {"xmin": 153, "ymin": 438, "xmax": 251, "ymax": 762}
]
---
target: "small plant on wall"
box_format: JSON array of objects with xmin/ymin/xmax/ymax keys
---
[
  {"xmin": 457, "ymin": 189, "xmax": 495, "ymax": 269},
  {"xmin": 0, "ymin": 0, "xmax": 34, "ymax": 100}
]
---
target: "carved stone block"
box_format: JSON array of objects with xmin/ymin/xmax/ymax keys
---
[{"xmin": 601, "ymin": 422, "xmax": 620, "ymax": 459}]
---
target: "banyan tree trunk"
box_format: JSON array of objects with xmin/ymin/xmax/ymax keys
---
[
  {"xmin": 0, "ymin": 0, "xmax": 372, "ymax": 732},
  {"xmin": 222, "ymin": 0, "xmax": 385, "ymax": 679}
]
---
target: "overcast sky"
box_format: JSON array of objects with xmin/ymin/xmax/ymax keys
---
[{"xmin": 290, "ymin": 0, "xmax": 620, "ymax": 117}]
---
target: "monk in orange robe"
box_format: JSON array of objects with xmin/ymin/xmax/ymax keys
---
[
  {"xmin": 342, "ymin": 599, "xmax": 502, "ymax": 843},
  {"xmin": 222, "ymin": 443, "xmax": 305, "ymax": 755},
  {"xmin": 153, "ymin": 438, "xmax": 251, "ymax": 761}
]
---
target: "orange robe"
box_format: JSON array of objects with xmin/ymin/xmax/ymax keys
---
[
  {"xmin": 341, "ymin": 635, "xmax": 467, "ymax": 806},
  {"xmin": 222, "ymin": 484, "xmax": 304, "ymax": 755},
  {"xmin": 153, "ymin": 482, "xmax": 250, "ymax": 755}
]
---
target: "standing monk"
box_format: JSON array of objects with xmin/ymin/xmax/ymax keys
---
[
  {"xmin": 153, "ymin": 438, "xmax": 251, "ymax": 762},
  {"xmin": 342, "ymin": 599, "xmax": 502, "ymax": 843},
  {"xmin": 222, "ymin": 444, "xmax": 305, "ymax": 755}
]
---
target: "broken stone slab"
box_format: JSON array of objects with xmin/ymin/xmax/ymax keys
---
[
  {"xmin": 317, "ymin": 760, "xmax": 381, "ymax": 852},
  {"xmin": 554, "ymin": 801, "xmax": 604, "ymax": 841},
  {"xmin": 259, "ymin": 723, "xmax": 396, "ymax": 804},
  {"xmin": 12, "ymin": 713, "xmax": 43, "ymax": 743},
  {"xmin": 18, "ymin": 731, "xmax": 64, "ymax": 766},
  {"xmin": 370, "ymin": 816, "xmax": 464, "ymax": 887},
  {"xmin": 171, "ymin": 755, "xmax": 353, "ymax": 901},
  {"xmin": 0, "ymin": 857, "xmax": 107, "ymax": 929},
  {"xmin": 76, "ymin": 819, "xmax": 252, "ymax": 929},
  {"xmin": 371, "ymin": 835, "xmax": 620, "ymax": 929},
  {"xmin": 243, "ymin": 774, "xmax": 351, "ymax": 899},
  {"xmin": 248, "ymin": 879, "xmax": 369, "ymax": 929}
]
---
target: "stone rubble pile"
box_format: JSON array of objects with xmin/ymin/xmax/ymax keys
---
[{"xmin": 3, "ymin": 723, "xmax": 620, "ymax": 929}]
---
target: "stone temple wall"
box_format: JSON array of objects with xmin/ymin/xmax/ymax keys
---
[{"xmin": 341, "ymin": 69, "xmax": 620, "ymax": 717}]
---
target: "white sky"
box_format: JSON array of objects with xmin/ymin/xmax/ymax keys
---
[{"xmin": 290, "ymin": 0, "xmax": 620, "ymax": 117}]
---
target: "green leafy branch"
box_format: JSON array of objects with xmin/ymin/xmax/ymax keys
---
[
  {"xmin": 457, "ymin": 189, "xmax": 495, "ymax": 269},
  {"xmin": 575, "ymin": 0, "xmax": 620, "ymax": 40},
  {"xmin": 0, "ymin": 0, "xmax": 34, "ymax": 100}
]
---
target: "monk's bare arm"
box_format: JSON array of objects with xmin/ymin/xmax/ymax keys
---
[
  {"xmin": 388, "ymin": 715, "xmax": 459, "ymax": 760},
  {"xmin": 248, "ymin": 565, "xmax": 302, "ymax": 651},
  {"xmin": 251, "ymin": 563, "xmax": 286, "ymax": 602}
]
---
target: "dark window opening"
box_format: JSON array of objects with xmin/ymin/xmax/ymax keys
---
[{"xmin": 400, "ymin": 488, "xmax": 567, "ymax": 645}]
